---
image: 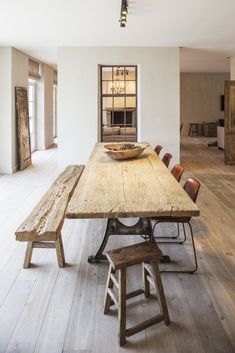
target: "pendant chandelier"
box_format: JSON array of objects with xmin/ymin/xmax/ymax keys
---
[{"xmin": 111, "ymin": 68, "xmax": 129, "ymax": 95}]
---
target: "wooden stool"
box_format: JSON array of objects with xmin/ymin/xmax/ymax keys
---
[
  {"xmin": 188, "ymin": 123, "xmax": 201, "ymax": 136},
  {"xmin": 104, "ymin": 242, "xmax": 170, "ymax": 346}
]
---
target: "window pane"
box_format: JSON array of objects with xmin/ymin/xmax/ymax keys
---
[
  {"xmin": 103, "ymin": 97, "xmax": 113, "ymax": 110},
  {"xmin": 102, "ymin": 67, "xmax": 112, "ymax": 81},
  {"xmin": 126, "ymin": 97, "xmax": 136, "ymax": 108},
  {"xmin": 30, "ymin": 132, "xmax": 35, "ymax": 153},
  {"xmin": 28, "ymin": 85, "xmax": 33, "ymax": 101},
  {"xmin": 114, "ymin": 97, "xmax": 125, "ymax": 109},
  {"xmin": 112, "ymin": 81, "xmax": 125, "ymax": 95},
  {"xmin": 102, "ymin": 111, "xmax": 108, "ymax": 126},
  {"xmin": 126, "ymin": 81, "xmax": 136, "ymax": 94},
  {"xmin": 28, "ymin": 79, "xmax": 36, "ymax": 152},
  {"xmin": 29, "ymin": 84, "xmax": 35, "ymax": 101},
  {"xmin": 28, "ymin": 101, "xmax": 34, "ymax": 117},
  {"xmin": 102, "ymin": 81, "xmax": 113, "ymax": 95},
  {"xmin": 29, "ymin": 117, "xmax": 34, "ymax": 133},
  {"xmin": 113, "ymin": 67, "xmax": 125, "ymax": 80},
  {"xmin": 126, "ymin": 67, "xmax": 136, "ymax": 80}
]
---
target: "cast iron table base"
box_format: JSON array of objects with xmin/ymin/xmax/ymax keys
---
[{"xmin": 87, "ymin": 217, "xmax": 171, "ymax": 264}]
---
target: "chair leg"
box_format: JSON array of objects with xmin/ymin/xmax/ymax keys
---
[
  {"xmin": 55, "ymin": 234, "xmax": 65, "ymax": 268},
  {"xmin": 181, "ymin": 223, "xmax": 187, "ymax": 244},
  {"xmin": 142, "ymin": 263, "xmax": 150, "ymax": 298},
  {"xmin": 160, "ymin": 221, "xmax": 198, "ymax": 274},
  {"xmin": 153, "ymin": 221, "xmax": 186, "ymax": 243},
  {"xmin": 172, "ymin": 223, "xmax": 180, "ymax": 239},
  {"xmin": 151, "ymin": 260, "xmax": 170, "ymax": 325},
  {"xmin": 188, "ymin": 222, "xmax": 198, "ymax": 274},
  {"xmin": 23, "ymin": 241, "xmax": 33, "ymax": 269},
  {"xmin": 104, "ymin": 264, "xmax": 115, "ymax": 314},
  {"xmin": 118, "ymin": 268, "xmax": 126, "ymax": 346}
]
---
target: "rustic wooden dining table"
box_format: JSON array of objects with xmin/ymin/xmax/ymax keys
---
[{"xmin": 66, "ymin": 143, "xmax": 200, "ymax": 263}]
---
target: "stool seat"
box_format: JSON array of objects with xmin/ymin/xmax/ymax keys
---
[
  {"xmin": 106, "ymin": 241, "xmax": 162, "ymax": 270},
  {"xmin": 104, "ymin": 241, "xmax": 170, "ymax": 346}
]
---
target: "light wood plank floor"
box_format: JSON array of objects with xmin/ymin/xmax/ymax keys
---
[{"xmin": 0, "ymin": 137, "xmax": 235, "ymax": 353}]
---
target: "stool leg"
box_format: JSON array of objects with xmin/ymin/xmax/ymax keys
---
[
  {"xmin": 118, "ymin": 268, "xmax": 126, "ymax": 346},
  {"xmin": 188, "ymin": 124, "xmax": 192, "ymax": 136},
  {"xmin": 142, "ymin": 263, "xmax": 150, "ymax": 298},
  {"xmin": 151, "ymin": 260, "xmax": 170, "ymax": 326},
  {"xmin": 104, "ymin": 264, "xmax": 115, "ymax": 314}
]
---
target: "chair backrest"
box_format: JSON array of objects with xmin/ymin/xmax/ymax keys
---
[
  {"xmin": 154, "ymin": 144, "xmax": 162, "ymax": 155},
  {"xmin": 171, "ymin": 164, "xmax": 184, "ymax": 182},
  {"xmin": 162, "ymin": 153, "xmax": 172, "ymax": 167},
  {"xmin": 183, "ymin": 178, "xmax": 201, "ymax": 203}
]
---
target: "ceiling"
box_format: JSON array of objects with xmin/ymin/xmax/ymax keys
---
[{"xmin": 0, "ymin": 0, "xmax": 234, "ymax": 71}]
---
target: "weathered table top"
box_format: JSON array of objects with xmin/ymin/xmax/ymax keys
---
[{"xmin": 66, "ymin": 143, "xmax": 200, "ymax": 219}]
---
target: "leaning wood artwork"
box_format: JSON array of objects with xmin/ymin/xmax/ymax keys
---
[{"xmin": 15, "ymin": 86, "xmax": 31, "ymax": 170}]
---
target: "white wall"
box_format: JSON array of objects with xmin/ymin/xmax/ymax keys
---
[
  {"xmin": 180, "ymin": 72, "xmax": 230, "ymax": 135},
  {"xmin": 58, "ymin": 47, "xmax": 180, "ymax": 167},
  {"xmin": 231, "ymin": 57, "xmax": 235, "ymax": 80},
  {"xmin": 0, "ymin": 47, "xmax": 12, "ymax": 173},
  {"xmin": 0, "ymin": 47, "xmax": 28, "ymax": 173}
]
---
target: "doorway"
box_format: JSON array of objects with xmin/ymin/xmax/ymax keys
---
[{"xmin": 100, "ymin": 65, "xmax": 137, "ymax": 143}]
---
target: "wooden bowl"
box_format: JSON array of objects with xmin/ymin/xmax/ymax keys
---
[{"xmin": 104, "ymin": 143, "xmax": 148, "ymax": 160}]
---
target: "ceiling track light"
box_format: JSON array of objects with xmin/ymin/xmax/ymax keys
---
[{"xmin": 119, "ymin": 0, "xmax": 128, "ymax": 27}]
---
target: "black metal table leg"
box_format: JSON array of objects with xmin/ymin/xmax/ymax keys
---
[
  {"xmin": 88, "ymin": 219, "xmax": 112, "ymax": 263},
  {"xmin": 87, "ymin": 217, "xmax": 171, "ymax": 264}
]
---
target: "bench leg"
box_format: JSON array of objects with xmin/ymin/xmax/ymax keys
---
[
  {"xmin": 24, "ymin": 241, "xmax": 33, "ymax": 269},
  {"xmin": 55, "ymin": 234, "xmax": 65, "ymax": 268}
]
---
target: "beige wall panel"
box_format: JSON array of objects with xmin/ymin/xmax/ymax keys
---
[{"xmin": 180, "ymin": 73, "xmax": 230, "ymax": 135}]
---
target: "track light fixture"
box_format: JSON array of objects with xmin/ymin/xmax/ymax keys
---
[{"xmin": 119, "ymin": 0, "xmax": 128, "ymax": 27}]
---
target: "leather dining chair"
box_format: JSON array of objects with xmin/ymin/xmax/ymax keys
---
[
  {"xmin": 152, "ymin": 177, "xmax": 201, "ymax": 274},
  {"xmin": 162, "ymin": 153, "xmax": 172, "ymax": 167},
  {"xmin": 154, "ymin": 144, "xmax": 163, "ymax": 155},
  {"xmin": 154, "ymin": 164, "xmax": 184, "ymax": 244},
  {"xmin": 171, "ymin": 164, "xmax": 184, "ymax": 182}
]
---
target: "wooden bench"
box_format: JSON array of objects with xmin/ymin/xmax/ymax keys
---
[{"xmin": 15, "ymin": 165, "xmax": 84, "ymax": 268}]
